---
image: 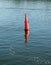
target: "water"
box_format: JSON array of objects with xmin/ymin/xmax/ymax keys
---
[{"xmin": 0, "ymin": 0, "xmax": 51, "ymax": 65}]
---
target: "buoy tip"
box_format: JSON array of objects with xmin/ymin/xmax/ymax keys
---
[{"xmin": 25, "ymin": 13, "xmax": 28, "ymax": 16}]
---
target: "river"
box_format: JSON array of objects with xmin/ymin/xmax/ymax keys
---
[{"xmin": 0, "ymin": 0, "xmax": 51, "ymax": 65}]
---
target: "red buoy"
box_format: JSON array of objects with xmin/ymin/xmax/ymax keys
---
[
  {"xmin": 24, "ymin": 14, "xmax": 30, "ymax": 43},
  {"xmin": 25, "ymin": 14, "xmax": 30, "ymax": 31}
]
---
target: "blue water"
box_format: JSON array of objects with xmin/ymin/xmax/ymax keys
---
[{"xmin": 0, "ymin": 0, "xmax": 51, "ymax": 65}]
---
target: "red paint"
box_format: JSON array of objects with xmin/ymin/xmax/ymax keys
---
[{"xmin": 25, "ymin": 14, "xmax": 30, "ymax": 31}]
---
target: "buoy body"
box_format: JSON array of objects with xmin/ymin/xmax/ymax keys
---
[
  {"xmin": 25, "ymin": 14, "xmax": 30, "ymax": 31},
  {"xmin": 24, "ymin": 14, "xmax": 30, "ymax": 43}
]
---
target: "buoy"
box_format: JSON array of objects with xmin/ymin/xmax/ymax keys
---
[
  {"xmin": 25, "ymin": 14, "xmax": 30, "ymax": 31},
  {"xmin": 24, "ymin": 14, "xmax": 30, "ymax": 43}
]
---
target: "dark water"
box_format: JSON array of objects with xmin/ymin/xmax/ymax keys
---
[{"xmin": 0, "ymin": 0, "xmax": 51, "ymax": 65}]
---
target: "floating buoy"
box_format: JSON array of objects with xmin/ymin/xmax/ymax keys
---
[
  {"xmin": 24, "ymin": 14, "xmax": 30, "ymax": 43},
  {"xmin": 25, "ymin": 14, "xmax": 30, "ymax": 31}
]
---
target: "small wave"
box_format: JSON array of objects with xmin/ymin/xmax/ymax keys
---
[
  {"xmin": 8, "ymin": 46, "xmax": 15, "ymax": 56},
  {"xmin": 26, "ymin": 56, "xmax": 51, "ymax": 64},
  {"xmin": 33, "ymin": 56, "xmax": 51, "ymax": 64},
  {"xmin": 0, "ymin": 7, "xmax": 51, "ymax": 11}
]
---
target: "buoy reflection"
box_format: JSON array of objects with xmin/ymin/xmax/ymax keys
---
[{"xmin": 25, "ymin": 30, "xmax": 30, "ymax": 43}]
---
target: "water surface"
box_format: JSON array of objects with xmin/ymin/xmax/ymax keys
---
[{"xmin": 0, "ymin": 0, "xmax": 51, "ymax": 65}]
